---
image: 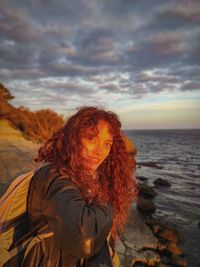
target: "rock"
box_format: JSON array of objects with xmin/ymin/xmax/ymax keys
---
[
  {"xmin": 131, "ymin": 250, "xmax": 160, "ymax": 266},
  {"xmin": 138, "ymin": 162, "xmax": 163, "ymax": 169},
  {"xmin": 114, "ymin": 239, "xmax": 126, "ymax": 254},
  {"xmin": 166, "ymin": 242, "xmax": 182, "ymax": 256},
  {"xmin": 156, "ymin": 263, "xmax": 171, "ymax": 267},
  {"xmin": 159, "ymin": 227, "xmax": 183, "ymax": 243},
  {"xmin": 136, "ymin": 176, "xmax": 148, "ymax": 182},
  {"xmin": 153, "ymin": 178, "xmax": 171, "ymax": 187},
  {"xmin": 132, "ymin": 263, "xmax": 145, "ymax": 267},
  {"xmin": 138, "ymin": 183, "xmax": 157, "ymax": 198},
  {"xmin": 145, "ymin": 218, "xmax": 184, "ymax": 242},
  {"xmin": 121, "ymin": 208, "xmax": 158, "ymax": 248},
  {"xmin": 114, "ymin": 208, "xmax": 158, "ymax": 266},
  {"xmin": 132, "ymin": 262, "xmax": 146, "ymax": 267},
  {"xmin": 160, "ymin": 255, "xmax": 171, "ymax": 265},
  {"xmin": 137, "ymin": 196, "xmax": 156, "ymax": 213},
  {"xmin": 152, "ymin": 225, "xmax": 161, "ymax": 235},
  {"xmin": 157, "ymin": 241, "xmax": 168, "ymax": 251},
  {"xmin": 145, "ymin": 218, "xmax": 164, "ymax": 227},
  {"xmin": 171, "ymin": 255, "xmax": 187, "ymax": 267},
  {"xmin": 159, "ymin": 228, "xmax": 178, "ymax": 243}
]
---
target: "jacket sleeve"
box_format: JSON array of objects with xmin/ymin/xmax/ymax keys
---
[{"xmin": 41, "ymin": 176, "xmax": 114, "ymax": 259}]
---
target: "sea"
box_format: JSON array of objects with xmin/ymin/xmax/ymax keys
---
[{"xmin": 123, "ymin": 129, "xmax": 200, "ymax": 267}]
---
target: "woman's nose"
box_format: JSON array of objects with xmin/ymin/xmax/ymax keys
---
[{"xmin": 93, "ymin": 142, "xmax": 101, "ymax": 156}]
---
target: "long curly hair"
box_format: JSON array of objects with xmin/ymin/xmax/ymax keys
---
[{"xmin": 36, "ymin": 106, "xmax": 138, "ymax": 239}]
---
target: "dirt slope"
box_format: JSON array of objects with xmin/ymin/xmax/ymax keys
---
[{"xmin": 0, "ymin": 119, "xmax": 40, "ymax": 195}]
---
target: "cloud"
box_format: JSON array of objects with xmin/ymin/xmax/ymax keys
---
[
  {"xmin": 136, "ymin": 71, "xmax": 179, "ymax": 83},
  {"xmin": 180, "ymin": 81, "xmax": 200, "ymax": 91},
  {"xmin": 145, "ymin": 2, "xmax": 200, "ymax": 32},
  {"xmin": 0, "ymin": 2, "xmax": 43, "ymax": 43},
  {"xmin": 0, "ymin": 0, "xmax": 200, "ymax": 117}
]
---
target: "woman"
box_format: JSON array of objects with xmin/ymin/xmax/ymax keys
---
[{"xmin": 4, "ymin": 106, "xmax": 137, "ymax": 267}]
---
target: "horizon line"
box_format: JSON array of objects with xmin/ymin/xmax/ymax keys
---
[{"xmin": 122, "ymin": 128, "xmax": 200, "ymax": 131}]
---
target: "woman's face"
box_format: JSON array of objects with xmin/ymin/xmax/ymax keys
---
[{"xmin": 80, "ymin": 120, "xmax": 113, "ymax": 173}]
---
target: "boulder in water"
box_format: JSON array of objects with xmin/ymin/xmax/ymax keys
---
[
  {"xmin": 166, "ymin": 242, "xmax": 183, "ymax": 256},
  {"xmin": 137, "ymin": 196, "xmax": 156, "ymax": 213},
  {"xmin": 153, "ymin": 178, "xmax": 171, "ymax": 187},
  {"xmin": 136, "ymin": 176, "xmax": 148, "ymax": 182},
  {"xmin": 171, "ymin": 255, "xmax": 187, "ymax": 267},
  {"xmin": 138, "ymin": 183, "xmax": 157, "ymax": 198},
  {"xmin": 138, "ymin": 162, "xmax": 163, "ymax": 169},
  {"xmin": 158, "ymin": 228, "xmax": 179, "ymax": 243}
]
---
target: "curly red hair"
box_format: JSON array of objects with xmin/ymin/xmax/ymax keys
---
[{"xmin": 36, "ymin": 106, "xmax": 138, "ymax": 239}]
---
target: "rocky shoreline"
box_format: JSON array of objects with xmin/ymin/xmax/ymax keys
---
[{"xmin": 114, "ymin": 175, "xmax": 188, "ymax": 267}]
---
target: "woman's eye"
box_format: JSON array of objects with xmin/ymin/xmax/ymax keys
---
[
  {"xmin": 106, "ymin": 143, "xmax": 112, "ymax": 148},
  {"xmin": 88, "ymin": 136, "xmax": 97, "ymax": 142}
]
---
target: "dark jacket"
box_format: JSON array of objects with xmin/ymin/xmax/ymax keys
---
[{"xmin": 4, "ymin": 164, "xmax": 114, "ymax": 267}]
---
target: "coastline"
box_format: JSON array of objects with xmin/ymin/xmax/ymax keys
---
[{"xmin": 125, "ymin": 129, "xmax": 200, "ymax": 267}]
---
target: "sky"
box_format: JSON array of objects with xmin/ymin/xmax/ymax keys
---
[{"xmin": 0, "ymin": 0, "xmax": 200, "ymax": 130}]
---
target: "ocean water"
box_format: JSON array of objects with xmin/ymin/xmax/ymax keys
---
[{"xmin": 124, "ymin": 129, "xmax": 200, "ymax": 267}]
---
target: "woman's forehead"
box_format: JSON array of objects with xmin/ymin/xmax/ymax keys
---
[
  {"xmin": 96, "ymin": 120, "xmax": 113, "ymax": 139},
  {"xmin": 82, "ymin": 120, "xmax": 113, "ymax": 137}
]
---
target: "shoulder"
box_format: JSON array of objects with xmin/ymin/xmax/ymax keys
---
[{"xmin": 31, "ymin": 163, "xmax": 76, "ymax": 200}]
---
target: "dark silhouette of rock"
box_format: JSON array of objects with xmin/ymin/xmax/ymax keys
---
[
  {"xmin": 137, "ymin": 196, "xmax": 156, "ymax": 213},
  {"xmin": 138, "ymin": 162, "xmax": 163, "ymax": 169},
  {"xmin": 171, "ymin": 255, "xmax": 187, "ymax": 267},
  {"xmin": 165, "ymin": 242, "xmax": 182, "ymax": 256},
  {"xmin": 136, "ymin": 176, "xmax": 148, "ymax": 182},
  {"xmin": 158, "ymin": 228, "xmax": 180, "ymax": 244},
  {"xmin": 153, "ymin": 178, "xmax": 171, "ymax": 187},
  {"xmin": 138, "ymin": 183, "xmax": 157, "ymax": 198},
  {"xmin": 156, "ymin": 263, "xmax": 172, "ymax": 267}
]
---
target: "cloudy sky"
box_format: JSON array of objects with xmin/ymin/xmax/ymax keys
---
[{"xmin": 0, "ymin": 0, "xmax": 200, "ymax": 129}]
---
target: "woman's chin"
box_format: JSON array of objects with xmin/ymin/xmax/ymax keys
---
[{"xmin": 82, "ymin": 160, "xmax": 99, "ymax": 172}]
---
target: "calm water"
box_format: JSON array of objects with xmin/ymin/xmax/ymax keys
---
[{"xmin": 124, "ymin": 129, "xmax": 200, "ymax": 267}]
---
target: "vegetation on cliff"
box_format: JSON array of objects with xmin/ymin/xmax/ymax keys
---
[{"xmin": 0, "ymin": 83, "xmax": 64, "ymax": 142}]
